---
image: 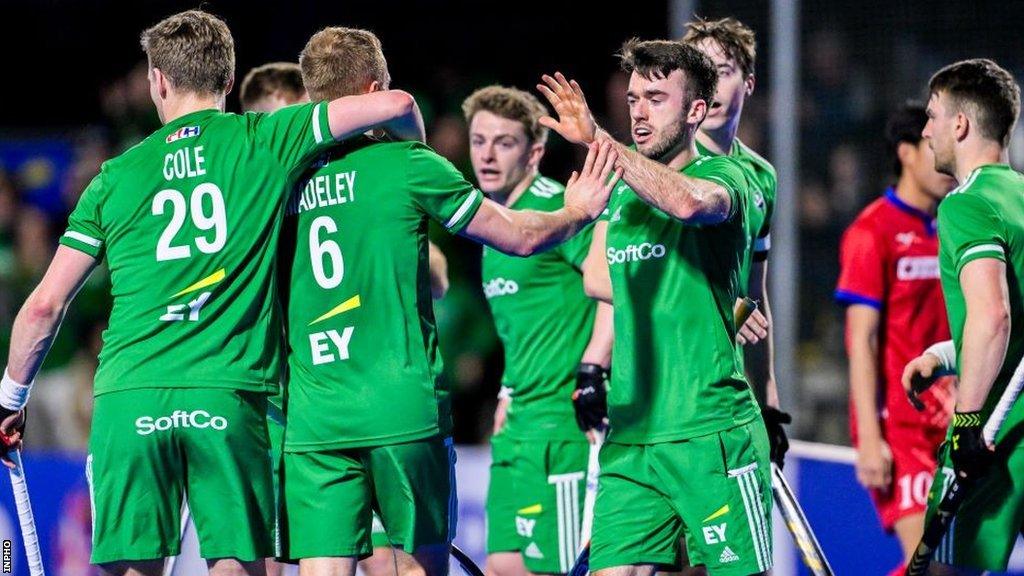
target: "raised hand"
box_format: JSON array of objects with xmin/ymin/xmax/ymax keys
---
[
  {"xmin": 565, "ymin": 141, "xmax": 622, "ymax": 221},
  {"xmin": 537, "ymin": 72, "xmax": 598, "ymax": 146}
]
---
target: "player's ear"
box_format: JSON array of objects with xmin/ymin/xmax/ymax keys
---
[
  {"xmin": 223, "ymin": 75, "xmax": 235, "ymax": 98},
  {"xmin": 367, "ymin": 80, "xmax": 383, "ymax": 93},
  {"xmin": 153, "ymin": 67, "xmax": 170, "ymax": 100},
  {"xmin": 527, "ymin": 140, "xmax": 546, "ymax": 168},
  {"xmin": 745, "ymin": 74, "xmax": 755, "ymax": 97},
  {"xmin": 688, "ymin": 98, "xmax": 709, "ymax": 125},
  {"xmin": 954, "ymin": 111, "xmax": 970, "ymax": 142}
]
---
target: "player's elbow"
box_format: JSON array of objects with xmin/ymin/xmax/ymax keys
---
[
  {"xmin": 384, "ymin": 90, "xmax": 417, "ymax": 120},
  {"xmin": 21, "ymin": 291, "xmax": 65, "ymax": 325}
]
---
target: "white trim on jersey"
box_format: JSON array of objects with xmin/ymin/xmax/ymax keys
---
[
  {"xmin": 960, "ymin": 243, "xmax": 1005, "ymax": 263},
  {"xmin": 446, "ymin": 190, "xmax": 481, "ymax": 230},
  {"xmin": 949, "ymin": 168, "xmax": 981, "ymax": 196},
  {"xmin": 313, "ymin": 102, "xmax": 325, "ymax": 144},
  {"xmin": 63, "ymin": 231, "xmax": 102, "ymax": 248}
]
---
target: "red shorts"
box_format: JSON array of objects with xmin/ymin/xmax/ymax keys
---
[{"xmin": 868, "ymin": 423, "xmax": 947, "ymax": 531}]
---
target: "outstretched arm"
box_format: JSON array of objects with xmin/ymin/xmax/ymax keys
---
[
  {"xmin": 461, "ymin": 141, "xmax": 621, "ymax": 256},
  {"xmin": 537, "ymin": 73, "xmax": 730, "ymax": 224},
  {"xmin": 327, "ymin": 90, "xmax": 425, "ymax": 143}
]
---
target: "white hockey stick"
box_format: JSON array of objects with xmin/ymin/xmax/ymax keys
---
[{"xmin": 9, "ymin": 450, "xmax": 44, "ymax": 576}]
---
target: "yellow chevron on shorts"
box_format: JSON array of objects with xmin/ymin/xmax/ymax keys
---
[
  {"xmin": 703, "ymin": 504, "xmax": 730, "ymax": 523},
  {"xmin": 309, "ymin": 295, "xmax": 362, "ymax": 326},
  {"xmin": 171, "ymin": 268, "xmax": 226, "ymax": 298},
  {"xmin": 516, "ymin": 504, "xmax": 542, "ymax": 515}
]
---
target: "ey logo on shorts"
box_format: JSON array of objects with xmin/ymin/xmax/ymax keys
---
[{"xmin": 135, "ymin": 410, "xmax": 229, "ymax": 435}]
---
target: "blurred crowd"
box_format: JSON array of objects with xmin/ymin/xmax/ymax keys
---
[{"xmin": 2, "ymin": 21, "xmax": 1022, "ymax": 450}]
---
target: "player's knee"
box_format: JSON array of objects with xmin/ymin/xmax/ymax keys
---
[
  {"xmin": 360, "ymin": 547, "xmax": 398, "ymax": 576},
  {"xmin": 97, "ymin": 560, "xmax": 165, "ymax": 576},
  {"xmin": 485, "ymin": 552, "xmax": 527, "ymax": 576},
  {"xmin": 207, "ymin": 557, "xmax": 268, "ymax": 576}
]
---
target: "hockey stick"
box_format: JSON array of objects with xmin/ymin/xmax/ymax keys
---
[
  {"xmin": 450, "ymin": 544, "xmax": 484, "ymax": 576},
  {"xmin": 771, "ymin": 462, "xmax": 834, "ymax": 575},
  {"xmin": 8, "ymin": 450, "xmax": 44, "ymax": 576},
  {"xmin": 905, "ymin": 352, "xmax": 1024, "ymax": 576},
  {"xmin": 566, "ymin": 427, "xmax": 605, "ymax": 576}
]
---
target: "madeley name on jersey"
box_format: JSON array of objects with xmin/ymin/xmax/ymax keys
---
[{"xmin": 60, "ymin": 103, "xmax": 336, "ymax": 397}]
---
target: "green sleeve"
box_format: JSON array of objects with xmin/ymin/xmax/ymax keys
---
[
  {"xmin": 939, "ymin": 192, "xmax": 1006, "ymax": 275},
  {"xmin": 755, "ymin": 172, "xmax": 777, "ymax": 257},
  {"xmin": 252, "ymin": 101, "xmax": 335, "ymax": 174},
  {"xmin": 59, "ymin": 167, "xmax": 108, "ymax": 259},
  {"xmin": 690, "ymin": 156, "xmax": 749, "ymax": 221},
  {"xmin": 406, "ymin": 144, "xmax": 483, "ymax": 233},
  {"xmin": 557, "ymin": 221, "xmax": 594, "ymax": 269}
]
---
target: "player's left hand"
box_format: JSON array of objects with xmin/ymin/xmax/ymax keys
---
[
  {"xmin": 0, "ymin": 406, "xmax": 26, "ymax": 469},
  {"xmin": 737, "ymin": 307, "xmax": 769, "ymax": 346},
  {"xmin": 950, "ymin": 410, "xmax": 994, "ymax": 479},
  {"xmin": 537, "ymin": 72, "xmax": 598, "ymax": 146},
  {"xmin": 761, "ymin": 406, "xmax": 791, "ymax": 468},
  {"xmin": 573, "ymin": 363, "xmax": 609, "ymax": 440},
  {"xmin": 565, "ymin": 141, "xmax": 622, "ymax": 221}
]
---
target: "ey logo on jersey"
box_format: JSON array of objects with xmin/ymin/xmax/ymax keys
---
[
  {"xmin": 166, "ymin": 125, "xmax": 201, "ymax": 144},
  {"xmin": 160, "ymin": 269, "xmax": 224, "ymax": 322},
  {"xmin": 307, "ymin": 294, "xmax": 360, "ymax": 365},
  {"xmin": 702, "ymin": 504, "xmax": 730, "ymax": 545}
]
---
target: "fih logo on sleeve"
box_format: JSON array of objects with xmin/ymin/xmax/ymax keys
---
[{"xmin": 166, "ymin": 125, "xmax": 201, "ymax": 144}]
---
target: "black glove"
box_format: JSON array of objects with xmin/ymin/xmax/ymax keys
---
[
  {"xmin": 950, "ymin": 411, "xmax": 993, "ymax": 479},
  {"xmin": 572, "ymin": 363, "xmax": 608, "ymax": 432},
  {"xmin": 761, "ymin": 406, "xmax": 791, "ymax": 468}
]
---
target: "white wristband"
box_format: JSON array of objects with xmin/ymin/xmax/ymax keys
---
[
  {"xmin": 924, "ymin": 340, "xmax": 957, "ymax": 375},
  {"xmin": 497, "ymin": 386, "xmax": 513, "ymax": 400},
  {"xmin": 0, "ymin": 370, "xmax": 32, "ymax": 411}
]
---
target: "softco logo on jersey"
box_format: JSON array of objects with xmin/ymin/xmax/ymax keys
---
[
  {"xmin": 135, "ymin": 410, "xmax": 228, "ymax": 435},
  {"xmin": 483, "ymin": 278, "xmax": 519, "ymax": 298},
  {"xmin": 606, "ymin": 243, "xmax": 667, "ymax": 264}
]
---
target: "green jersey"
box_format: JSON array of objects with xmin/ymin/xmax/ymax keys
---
[
  {"xmin": 604, "ymin": 154, "xmax": 758, "ymax": 444},
  {"xmin": 696, "ymin": 138, "xmax": 777, "ymax": 289},
  {"xmin": 60, "ymin": 103, "xmax": 335, "ymax": 397},
  {"xmin": 282, "ymin": 138, "xmax": 483, "ymax": 452},
  {"xmin": 482, "ymin": 175, "xmax": 595, "ymax": 441},
  {"xmin": 938, "ymin": 164, "xmax": 1024, "ymax": 437}
]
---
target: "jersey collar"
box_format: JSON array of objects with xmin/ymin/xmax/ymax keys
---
[{"xmin": 884, "ymin": 187, "xmax": 936, "ymax": 236}]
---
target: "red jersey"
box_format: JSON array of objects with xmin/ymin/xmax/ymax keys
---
[{"xmin": 837, "ymin": 189, "xmax": 954, "ymax": 431}]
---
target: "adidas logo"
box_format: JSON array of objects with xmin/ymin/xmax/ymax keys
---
[
  {"xmin": 719, "ymin": 546, "xmax": 739, "ymax": 564},
  {"xmin": 525, "ymin": 542, "xmax": 544, "ymax": 559},
  {"xmin": 610, "ymin": 206, "xmax": 623, "ymax": 222}
]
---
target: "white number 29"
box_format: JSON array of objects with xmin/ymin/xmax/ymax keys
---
[{"xmin": 153, "ymin": 183, "xmax": 227, "ymax": 261}]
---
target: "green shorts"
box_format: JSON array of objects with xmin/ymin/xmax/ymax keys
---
[
  {"xmin": 510, "ymin": 436, "xmax": 593, "ymax": 573},
  {"xmin": 87, "ymin": 388, "xmax": 274, "ymax": 564},
  {"xmin": 589, "ymin": 421, "xmax": 772, "ymax": 575},
  {"xmin": 925, "ymin": 431, "xmax": 1024, "ymax": 571},
  {"xmin": 486, "ymin": 434, "xmax": 520, "ymax": 555},
  {"xmin": 282, "ymin": 436, "xmax": 456, "ymax": 558}
]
